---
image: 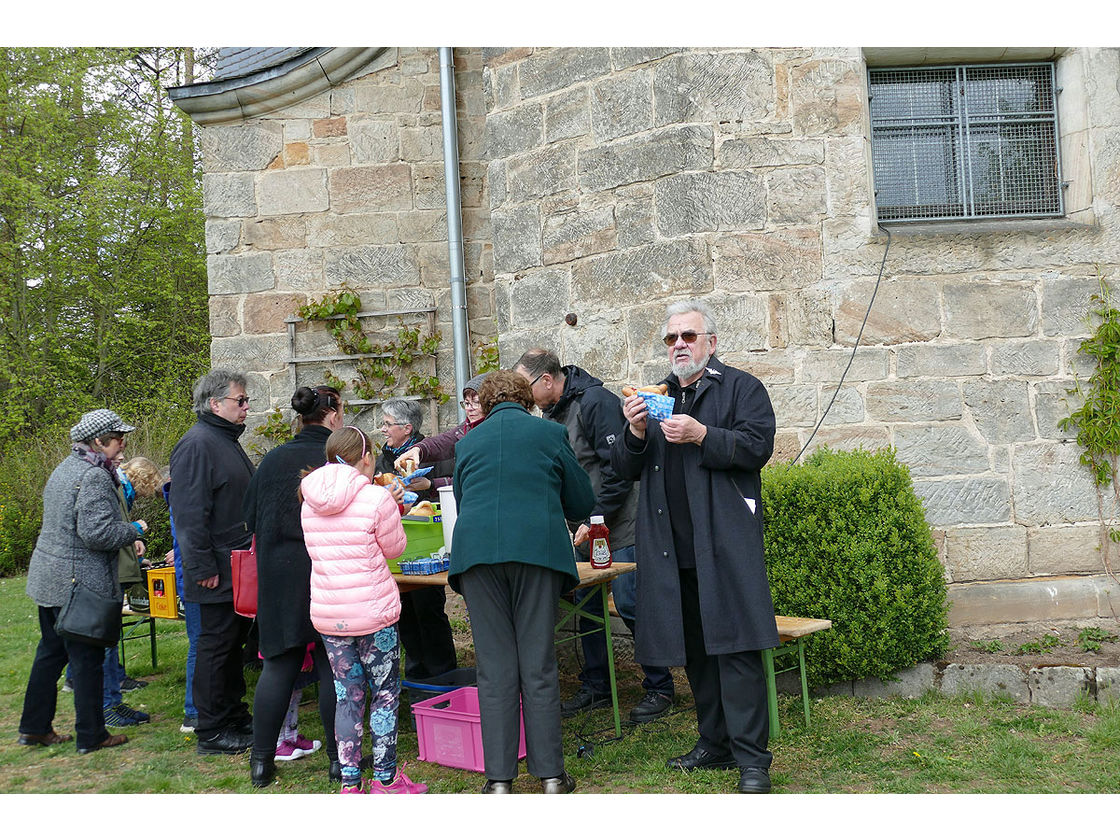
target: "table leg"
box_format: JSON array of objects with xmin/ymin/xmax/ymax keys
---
[
  {"xmin": 761, "ymin": 648, "xmax": 779, "ymax": 740},
  {"xmin": 798, "ymin": 638, "xmax": 810, "ymax": 726},
  {"xmin": 599, "ymin": 583, "xmax": 621, "ymax": 738}
]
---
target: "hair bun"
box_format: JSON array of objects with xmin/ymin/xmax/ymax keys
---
[{"xmin": 291, "ymin": 386, "xmax": 318, "ymax": 414}]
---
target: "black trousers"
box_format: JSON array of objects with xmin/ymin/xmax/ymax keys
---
[
  {"xmin": 251, "ymin": 640, "xmax": 338, "ymax": 760},
  {"xmin": 680, "ymin": 568, "xmax": 772, "ymax": 770},
  {"xmin": 398, "ymin": 587, "xmax": 457, "ymax": 681},
  {"xmin": 193, "ymin": 601, "xmax": 252, "ymax": 740},
  {"xmin": 20, "ymin": 605, "xmax": 109, "ymax": 751},
  {"xmin": 459, "ymin": 563, "xmax": 566, "ymax": 781}
]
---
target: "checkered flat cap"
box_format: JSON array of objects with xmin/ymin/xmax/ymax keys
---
[{"xmin": 70, "ymin": 409, "xmax": 136, "ymax": 442}]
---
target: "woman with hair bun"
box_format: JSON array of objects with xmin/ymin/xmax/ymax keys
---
[{"xmin": 242, "ymin": 385, "xmax": 345, "ymax": 788}]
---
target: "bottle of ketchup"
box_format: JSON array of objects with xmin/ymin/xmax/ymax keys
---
[{"xmin": 587, "ymin": 515, "xmax": 612, "ymax": 569}]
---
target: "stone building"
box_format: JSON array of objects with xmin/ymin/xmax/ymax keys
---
[{"xmin": 170, "ymin": 47, "xmax": 1120, "ymax": 626}]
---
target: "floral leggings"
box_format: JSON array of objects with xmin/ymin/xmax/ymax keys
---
[{"xmin": 322, "ymin": 624, "xmax": 401, "ymax": 783}]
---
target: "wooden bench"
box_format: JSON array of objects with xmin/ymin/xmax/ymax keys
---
[{"xmin": 607, "ymin": 596, "xmax": 830, "ymax": 738}]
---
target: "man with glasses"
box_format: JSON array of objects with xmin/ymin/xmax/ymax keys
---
[
  {"xmin": 514, "ymin": 349, "xmax": 676, "ymax": 724},
  {"xmin": 170, "ymin": 369, "xmax": 257, "ymax": 755},
  {"xmin": 611, "ymin": 300, "xmax": 780, "ymax": 794}
]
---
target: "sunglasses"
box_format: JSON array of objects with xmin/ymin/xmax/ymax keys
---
[
  {"xmin": 662, "ymin": 331, "xmax": 711, "ymax": 346},
  {"xmin": 221, "ymin": 395, "xmax": 251, "ymax": 407}
]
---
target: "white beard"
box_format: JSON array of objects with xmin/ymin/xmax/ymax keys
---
[{"xmin": 671, "ymin": 351, "xmax": 710, "ymax": 381}]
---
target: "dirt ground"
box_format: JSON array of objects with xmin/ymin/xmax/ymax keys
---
[{"xmin": 946, "ymin": 617, "xmax": 1120, "ymax": 669}]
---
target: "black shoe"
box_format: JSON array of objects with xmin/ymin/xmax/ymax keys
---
[
  {"xmin": 666, "ymin": 743, "xmax": 736, "ymax": 771},
  {"xmin": 738, "ymin": 767, "xmax": 771, "ymax": 794},
  {"xmin": 120, "ymin": 676, "xmax": 148, "ymax": 692},
  {"xmin": 196, "ymin": 728, "xmax": 252, "ymax": 755},
  {"xmin": 560, "ymin": 686, "xmax": 611, "ymax": 718},
  {"xmin": 329, "ymin": 760, "xmax": 343, "ymax": 783},
  {"xmin": 540, "ymin": 772, "xmax": 576, "ymax": 794},
  {"xmin": 232, "ymin": 716, "xmax": 253, "ymax": 736},
  {"xmin": 629, "ymin": 691, "xmax": 673, "ymax": 723},
  {"xmin": 250, "ymin": 751, "xmax": 276, "ymax": 788},
  {"xmin": 481, "ymin": 779, "xmax": 513, "ymax": 794}
]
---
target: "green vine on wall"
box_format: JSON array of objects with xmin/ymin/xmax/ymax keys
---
[
  {"xmin": 1058, "ymin": 268, "xmax": 1120, "ymax": 583},
  {"xmin": 474, "ymin": 337, "xmax": 500, "ymax": 374}
]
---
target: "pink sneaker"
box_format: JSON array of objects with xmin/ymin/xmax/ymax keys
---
[
  {"xmin": 340, "ymin": 780, "xmax": 365, "ymax": 794},
  {"xmin": 291, "ymin": 733, "xmax": 321, "ymax": 755},
  {"xmin": 275, "ymin": 736, "xmax": 321, "ymax": 762},
  {"xmin": 368, "ymin": 768, "xmax": 428, "ymax": 794}
]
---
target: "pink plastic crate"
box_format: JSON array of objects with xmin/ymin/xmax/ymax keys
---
[{"xmin": 411, "ymin": 685, "xmax": 526, "ymax": 772}]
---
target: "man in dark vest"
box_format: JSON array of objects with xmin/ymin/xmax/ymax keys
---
[{"xmin": 611, "ymin": 299, "xmax": 780, "ymax": 794}]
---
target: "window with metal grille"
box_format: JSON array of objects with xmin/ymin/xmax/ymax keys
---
[{"xmin": 868, "ymin": 63, "xmax": 1063, "ymax": 222}]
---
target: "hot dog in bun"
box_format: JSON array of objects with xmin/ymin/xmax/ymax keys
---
[{"xmin": 622, "ymin": 384, "xmax": 669, "ymax": 397}]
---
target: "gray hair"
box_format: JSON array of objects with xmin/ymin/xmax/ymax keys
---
[
  {"xmin": 664, "ymin": 299, "xmax": 718, "ymax": 337},
  {"xmin": 192, "ymin": 369, "xmax": 248, "ymax": 413},
  {"xmin": 381, "ymin": 397, "xmax": 423, "ymax": 433}
]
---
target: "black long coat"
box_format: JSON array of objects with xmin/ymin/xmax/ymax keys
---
[
  {"xmin": 242, "ymin": 423, "xmax": 331, "ymax": 658},
  {"xmin": 610, "ymin": 356, "xmax": 780, "ymax": 664}
]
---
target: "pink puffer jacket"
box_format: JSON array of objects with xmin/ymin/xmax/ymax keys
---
[{"xmin": 300, "ymin": 463, "xmax": 407, "ymax": 637}]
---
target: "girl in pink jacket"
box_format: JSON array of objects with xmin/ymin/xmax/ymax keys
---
[{"xmin": 300, "ymin": 426, "xmax": 427, "ymax": 795}]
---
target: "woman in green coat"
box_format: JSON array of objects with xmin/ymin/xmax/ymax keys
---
[{"xmin": 449, "ymin": 370, "xmax": 594, "ymax": 794}]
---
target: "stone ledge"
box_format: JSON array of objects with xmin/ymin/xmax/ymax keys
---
[{"xmin": 947, "ymin": 574, "xmax": 1119, "ymax": 626}]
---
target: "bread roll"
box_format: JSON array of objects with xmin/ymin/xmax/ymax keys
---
[{"xmin": 622, "ymin": 384, "xmax": 669, "ymax": 397}]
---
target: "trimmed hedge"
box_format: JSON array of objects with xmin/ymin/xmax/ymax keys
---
[{"xmin": 763, "ymin": 447, "xmax": 948, "ymax": 687}]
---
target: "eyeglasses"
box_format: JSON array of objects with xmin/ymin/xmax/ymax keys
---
[
  {"xmin": 662, "ymin": 331, "xmax": 712, "ymax": 347},
  {"xmin": 221, "ymin": 395, "xmax": 251, "ymax": 407},
  {"xmin": 459, "ymin": 397, "xmax": 481, "ymax": 410},
  {"xmin": 379, "ymin": 421, "xmax": 407, "ymax": 428}
]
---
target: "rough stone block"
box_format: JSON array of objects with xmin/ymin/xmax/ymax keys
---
[
  {"xmin": 518, "ymin": 47, "xmax": 611, "ymax": 99},
  {"xmin": 989, "ymin": 340, "xmax": 1060, "ymax": 377},
  {"xmin": 940, "ymin": 663, "xmax": 1029, "ymax": 703},
  {"xmin": 802, "ymin": 348, "xmax": 889, "ymax": 382},
  {"xmin": 398, "ymin": 210, "xmax": 449, "ymax": 243},
  {"xmin": 577, "ymin": 124, "xmax": 713, "ymax": 193},
  {"xmin": 411, "ymin": 162, "xmax": 445, "ymax": 211},
  {"xmin": 323, "ymin": 244, "xmax": 420, "ymax": 288},
  {"xmin": 815, "ymin": 384, "xmax": 864, "ymax": 424},
  {"xmin": 948, "ymin": 575, "xmax": 1114, "ymax": 625},
  {"xmin": 353, "ymin": 79, "xmax": 424, "ymax": 115},
  {"xmin": 653, "ymin": 51, "xmax": 774, "ymax": 125},
  {"xmin": 210, "ymin": 334, "xmax": 288, "ymax": 373},
  {"xmin": 241, "ymin": 217, "xmax": 307, "ymax": 251},
  {"xmin": 913, "ymin": 477, "xmax": 1011, "ymax": 526},
  {"xmin": 943, "ymin": 282, "xmax": 1038, "ymax": 339},
  {"xmin": 205, "ymin": 219, "xmax": 241, "ymax": 254},
  {"xmin": 485, "ymin": 63, "xmax": 520, "ymax": 113},
  {"xmin": 491, "ymin": 204, "xmax": 542, "ymax": 274},
  {"xmin": 894, "ymin": 424, "xmax": 990, "ymax": 478},
  {"xmin": 963, "ymin": 381, "xmax": 1034, "ymax": 444},
  {"xmin": 591, "ymin": 70, "xmax": 653, "ymax": 142},
  {"xmin": 400, "ymin": 124, "xmax": 444, "ymax": 162},
  {"xmin": 1012, "ymin": 442, "xmax": 1118, "ymax": 525},
  {"xmin": 544, "ymin": 87, "xmax": 590, "ymax": 143},
  {"xmin": 1033, "ymin": 380, "xmax": 1081, "ymax": 441},
  {"xmin": 790, "ymin": 59, "xmax": 863, "ymax": 136},
  {"xmin": 485, "ymin": 103, "xmax": 543, "ymax": 159},
  {"xmin": 769, "ymin": 384, "xmax": 818, "ymax": 428},
  {"xmin": 203, "ymin": 172, "xmax": 257, "ymax": 218},
  {"xmin": 559, "ymin": 314, "xmax": 629, "ymax": 383},
  {"xmin": 542, "ymin": 205, "xmax": 616, "ymax": 264},
  {"xmin": 312, "ymin": 117, "xmax": 347, "ymax": 138},
  {"xmin": 200, "ymin": 122, "xmax": 283, "ymax": 172},
  {"xmin": 272, "ymin": 248, "xmax": 323, "ymax": 292},
  {"xmin": 487, "ymin": 159, "xmax": 507, "ymax": 209},
  {"xmin": 282, "ymin": 142, "xmax": 310, "ymax": 167},
  {"xmin": 328, "ymin": 164, "xmax": 412, "ymax": 213},
  {"xmin": 243, "ymin": 293, "xmax": 306, "ymax": 335},
  {"xmin": 307, "ymin": 213, "xmax": 399, "ymax": 247},
  {"xmin": 824, "ymin": 135, "xmax": 873, "ymax": 212},
  {"xmin": 865, "ymin": 381, "xmax": 962, "ymax": 422},
  {"xmin": 766, "ymin": 166, "xmax": 827, "ymax": 225},
  {"xmin": 769, "ymin": 291, "xmax": 833, "ymax": 349},
  {"xmin": 896, "ymin": 344, "xmax": 987, "ymax": 378},
  {"xmin": 209, "ymin": 296, "xmax": 240, "ymax": 338},
  {"xmin": 266, "ymin": 91, "xmax": 331, "ymax": 120},
  {"xmin": 1029, "ymin": 667, "xmax": 1092, "ymax": 708},
  {"xmin": 655, "ymin": 170, "xmax": 766, "ymax": 236},
  {"xmin": 943, "ymin": 525, "xmax": 1028, "ymax": 582},
  {"xmin": 610, "ymin": 47, "xmax": 678, "ymax": 70},
  {"xmin": 616, "ymin": 193, "xmax": 656, "ymax": 249},
  {"xmin": 835, "ymin": 277, "xmax": 941, "ymax": 346},
  {"xmin": 1042, "ymin": 274, "xmax": 1107, "ymax": 337},
  {"xmin": 283, "ymin": 119, "xmax": 311, "ymax": 142},
  {"xmin": 704, "ymin": 291, "xmax": 770, "ymax": 355},
  {"xmin": 718, "ymin": 137, "xmax": 825, "ymax": 168},
  {"xmin": 257, "ymin": 167, "xmax": 329, "ymax": 216},
  {"xmin": 853, "ymin": 663, "xmax": 936, "ymax": 699},
  {"xmin": 1028, "ymin": 524, "xmax": 1104, "ymax": 575},
  {"xmin": 801, "ymin": 426, "xmax": 890, "ymax": 455},
  {"xmin": 311, "ymin": 141, "xmax": 351, "ymax": 168},
  {"xmin": 207, "ymin": 253, "xmax": 275, "ymax": 296},
  {"xmin": 350, "ymin": 119, "xmax": 400, "ymax": 164},
  {"xmin": 712, "ymin": 227, "xmax": 821, "ymax": 293},
  {"xmin": 570, "ymin": 239, "xmax": 713, "ymax": 310},
  {"xmin": 1098, "ymin": 666, "xmax": 1120, "ymax": 704},
  {"xmin": 506, "ymin": 144, "xmax": 577, "ymax": 203}
]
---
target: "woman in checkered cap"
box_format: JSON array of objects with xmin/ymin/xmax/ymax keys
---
[{"xmin": 18, "ymin": 409, "xmax": 149, "ymax": 755}]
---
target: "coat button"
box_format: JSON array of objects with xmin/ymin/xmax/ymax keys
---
[
  {"xmin": 663, "ymin": 551, "xmax": 669, "ymax": 557},
  {"xmin": 657, "ymin": 508, "xmax": 663, "ymax": 515},
  {"xmin": 653, "ymin": 465, "xmax": 660, "ymax": 471}
]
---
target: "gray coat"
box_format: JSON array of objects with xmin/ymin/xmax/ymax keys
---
[
  {"xmin": 26, "ymin": 452, "xmax": 139, "ymax": 608},
  {"xmin": 610, "ymin": 356, "xmax": 780, "ymax": 664}
]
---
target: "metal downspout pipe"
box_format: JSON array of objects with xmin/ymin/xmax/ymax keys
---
[{"xmin": 439, "ymin": 47, "xmax": 471, "ymax": 423}]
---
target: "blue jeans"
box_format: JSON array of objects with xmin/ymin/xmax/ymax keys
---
[
  {"xmin": 575, "ymin": 545, "xmax": 674, "ymax": 697},
  {"xmin": 181, "ymin": 600, "xmax": 201, "ymax": 718},
  {"xmin": 102, "ymin": 645, "xmax": 124, "ymax": 708}
]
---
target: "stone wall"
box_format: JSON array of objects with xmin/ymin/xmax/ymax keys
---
[{"xmin": 479, "ymin": 47, "xmax": 1120, "ymax": 605}]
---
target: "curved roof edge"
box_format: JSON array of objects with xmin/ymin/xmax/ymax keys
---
[{"xmin": 168, "ymin": 47, "xmax": 389, "ymax": 125}]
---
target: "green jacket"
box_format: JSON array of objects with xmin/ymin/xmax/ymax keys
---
[{"xmin": 449, "ymin": 401, "xmax": 595, "ymax": 592}]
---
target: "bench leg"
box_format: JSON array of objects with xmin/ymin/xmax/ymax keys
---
[
  {"xmin": 761, "ymin": 648, "xmax": 779, "ymax": 741},
  {"xmin": 798, "ymin": 638, "xmax": 810, "ymax": 727}
]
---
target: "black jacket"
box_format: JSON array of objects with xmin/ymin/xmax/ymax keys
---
[
  {"xmin": 242, "ymin": 423, "xmax": 331, "ymax": 656},
  {"xmin": 543, "ymin": 365, "xmax": 638, "ymax": 553},
  {"xmin": 169, "ymin": 412, "xmax": 255, "ymax": 604},
  {"xmin": 611, "ymin": 356, "xmax": 779, "ymax": 662}
]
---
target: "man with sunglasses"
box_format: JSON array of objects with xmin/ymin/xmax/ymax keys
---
[
  {"xmin": 611, "ymin": 300, "xmax": 780, "ymax": 794},
  {"xmin": 170, "ymin": 369, "xmax": 257, "ymax": 755}
]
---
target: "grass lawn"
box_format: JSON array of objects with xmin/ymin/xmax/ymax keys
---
[{"xmin": 2, "ymin": 573, "xmax": 1119, "ymax": 797}]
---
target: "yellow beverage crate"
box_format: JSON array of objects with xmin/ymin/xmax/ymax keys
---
[{"xmin": 146, "ymin": 565, "xmax": 179, "ymax": 619}]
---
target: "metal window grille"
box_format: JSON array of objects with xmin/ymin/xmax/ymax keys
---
[{"xmin": 869, "ymin": 63, "xmax": 1063, "ymax": 222}]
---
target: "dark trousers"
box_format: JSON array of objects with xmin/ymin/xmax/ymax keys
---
[
  {"xmin": 459, "ymin": 563, "xmax": 566, "ymax": 781},
  {"xmin": 193, "ymin": 601, "xmax": 251, "ymax": 740},
  {"xmin": 398, "ymin": 586, "xmax": 457, "ymax": 681},
  {"xmin": 252, "ymin": 640, "xmax": 338, "ymax": 760},
  {"xmin": 20, "ymin": 605, "xmax": 109, "ymax": 751},
  {"xmin": 680, "ymin": 568, "xmax": 772, "ymax": 770},
  {"xmin": 573, "ymin": 596, "xmax": 675, "ymax": 696}
]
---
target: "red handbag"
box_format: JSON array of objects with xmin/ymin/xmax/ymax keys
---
[{"xmin": 230, "ymin": 536, "xmax": 258, "ymax": 618}]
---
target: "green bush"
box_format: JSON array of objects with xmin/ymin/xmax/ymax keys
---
[{"xmin": 763, "ymin": 447, "xmax": 949, "ymax": 687}]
